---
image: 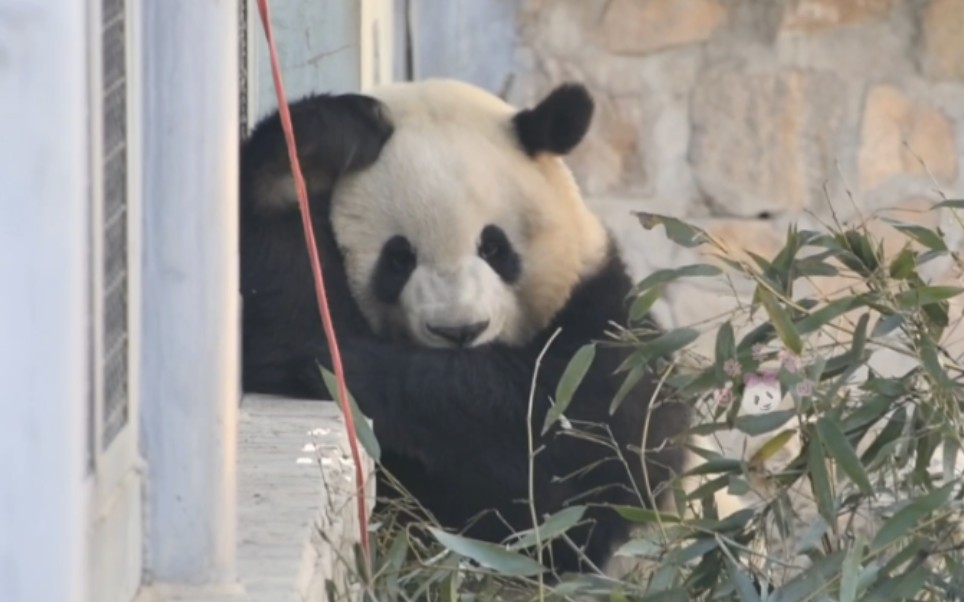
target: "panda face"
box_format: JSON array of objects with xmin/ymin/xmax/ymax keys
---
[
  {"xmin": 369, "ymin": 224, "xmax": 524, "ymax": 348},
  {"xmin": 330, "ymin": 79, "xmax": 610, "ymax": 348},
  {"xmin": 331, "ymin": 126, "xmax": 532, "ymax": 347}
]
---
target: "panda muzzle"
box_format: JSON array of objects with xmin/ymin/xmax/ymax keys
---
[{"xmin": 426, "ymin": 320, "xmax": 489, "ymax": 347}]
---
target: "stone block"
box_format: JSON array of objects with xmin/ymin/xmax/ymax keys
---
[
  {"xmin": 780, "ymin": 0, "xmax": 896, "ymax": 32},
  {"xmin": 517, "ymin": 0, "xmax": 592, "ymax": 58},
  {"xmin": 568, "ymin": 93, "xmax": 652, "ymax": 195},
  {"xmin": 690, "ymin": 69, "xmax": 847, "ymax": 217},
  {"xmin": 700, "ymin": 218, "xmax": 787, "ymax": 267},
  {"xmin": 866, "ymin": 197, "xmax": 943, "ymax": 257},
  {"xmin": 592, "ymin": 0, "xmax": 727, "ymax": 55},
  {"xmin": 857, "ymin": 85, "xmax": 958, "ymax": 191},
  {"xmin": 921, "ymin": 0, "xmax": 964, "ymax": 81}
]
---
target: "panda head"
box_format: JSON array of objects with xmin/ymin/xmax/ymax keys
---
[
  {"xmin": 252, "ymin": 79, "xmax": 609, "ymax": 348},
  {"xmin": 333, "ymin": 80, "xmax": 610, "ymax": 348}
]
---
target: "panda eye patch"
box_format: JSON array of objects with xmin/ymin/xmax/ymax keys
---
[
  {"xmin": 478, "ymin": 225, "xmax": 521, "ymax": 283},
  {"xmin": 373, "ymin": 235, "xmax": 416, "ymax": 304},
  {"xmin": 383, "ymin": 236, "xmax": 416, "ymax": 271}
]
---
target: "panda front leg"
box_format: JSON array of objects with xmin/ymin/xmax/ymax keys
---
[{"xmin": 302, "ymin": 338, "xmax": 663, "ymax": 574}]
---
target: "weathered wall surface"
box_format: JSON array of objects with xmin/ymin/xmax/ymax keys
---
[{"xmin": 413, "ymin": 0, "xmax": 964, "ymax": 363}]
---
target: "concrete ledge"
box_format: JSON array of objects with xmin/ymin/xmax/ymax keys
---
[{"xmin": 139, "ymin": 394, "xmax": 374, "ymax": 601}]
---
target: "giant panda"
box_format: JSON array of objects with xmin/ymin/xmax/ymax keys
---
[{"xmin": 240, "ymin": 79, "xmax": 743, "ymax": 576}]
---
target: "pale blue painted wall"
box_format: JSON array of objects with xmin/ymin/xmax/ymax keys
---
[{"xmin": 409, "ymin": 0, "xmax": 522, "ymax": 95}]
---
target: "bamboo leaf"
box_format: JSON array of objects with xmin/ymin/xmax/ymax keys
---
[
  {"xmin": 544, "ymin": 344, "xmax": 595, "ymax": 434},
  {"xmin": 815, "ymin": 416, "xmax": 874, "ymax": 495},
  {"xmin": 795, "ymin": 296, "xmax": 865, "ymax": 335},
  {"xmin": 757, "ymin": 286, "xmax": 803, "ymax": 354},
  {"xmin": 640, "ymin": 328, "xmax": 700, "ymax": 360},
  {"xmin": 750, "ymin": 429, "xmax": 798, "ymax": 466},
  {"xmin": 870, "ymin": 482, "xmax": 956, "ymax": 552},
  {"xmin": 727, "ymin": 557, "xmax": 763, "ymax": 602},
  {"xmin": 428, "ymin": 528, "xmax": 545, "ymax": 576},
  {"xmin": 715, "ymin": 320, "xmax": 736, "ymax": 363},
  {"xmin": 771, "ymin": 550, "xmax": 846, "ymax": 602},
  {"xmin": 613, "ymin": 506, "xmax": 682, "ymax": 524},
  {"xmin": 630, "ymin": 287, "xmax": 662, "ymax": 323},
  {"xmin": 839, "ymin": 535, "xmax": 865, "ymax": 602},
  {"xmin": 635, "ymin": 263, "xmax": 722, "ymax": 292},
  {"xmin": 889, "ymin": 247, "xmax": 917, "ymax": 279},
  {"xmin": 634, "ymin": 212, "xmax": 709, "ymax": 248},
  {"xmin": 507, "ymin": 505, "xmax": 586, "ymax": 550},
  {"xmin": 895, "ymin": 285, "xmax": 964, "ymax": 309},
  {"xmin": 609, "ymin": 364, "xmax": 645, "ymax": 415},
  {"xmin": 735, "ymin": 410, "xmax": 796, "ymax": 436},
  {"xmin": 808, "ymin": 432, "xmax": 836, "ymax": 525},
  {"xmin": 320, "ymin": 365, "xmax": 381, "ymax": 461},
  {"xmin": 883, "ymin": 219, "xmax": 948, "ymax": 252}
]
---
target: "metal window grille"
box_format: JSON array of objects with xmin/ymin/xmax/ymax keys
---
[{"xmin": 100, "ymin": 0, "xmax": 130, "ymax": 450}]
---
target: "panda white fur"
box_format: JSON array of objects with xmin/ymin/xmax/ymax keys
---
[{"xmin": 240, "ymin": 79, "xmax": 743, "ymax": 576}]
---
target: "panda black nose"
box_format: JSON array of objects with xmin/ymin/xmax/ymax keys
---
[{"xmin": 427, "ymin": 320, "xmax": 489, "ymax": 346}]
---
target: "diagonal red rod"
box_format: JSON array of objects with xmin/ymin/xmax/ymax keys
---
[{"xmin": 255, "ymin": 0, "xmax": 371, "ymax": 565}]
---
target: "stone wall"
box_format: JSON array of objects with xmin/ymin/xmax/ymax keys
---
[{"xmin": 476, "ymin": 0, "xmax": 964, "ymax": 362}]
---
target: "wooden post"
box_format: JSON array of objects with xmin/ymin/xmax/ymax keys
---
[
  {"xmin": 140, "ymin": 0, "xmax": 240, "ymax": 585},
  {"xmin": 0, "ymin": 2, "xmax": 90, "ymax": 601}
]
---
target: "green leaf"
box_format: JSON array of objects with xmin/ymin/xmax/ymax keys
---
[
  {"xmin": 807, "ymin": 432, "xmax": 836, "ymax": 525},
  {"xmin": 843, "ymin": 393, "xmax": 893, "ymax": 433},
  {"xmin": 749, "ymin": 429, "xmax": 798, "ymax": 466},
  {"xmin": 889, "ymin": 247, "xmax": 918, "ymax": 279},
  {"xmin": 747, "ymin": 250, "xmax": 777, "ymax": 279},
  {"xmin": 895, "ymin": 285, "xmax": 964, "ymax": 309},
  {"xmin": 613, "ymin": 505, "xmax": 682, "ymax": 524},
  {"xmin": 883, "ymin": 218, "xmax": 948, "ymax": 252},
  {"xmin": 639, "ymin": 327, "xmax": 700, "ymax": 360},
  {"xmin": 795, "ymin": 296, "xmax": 865, "ymax": 335},
  {"xmin": 794, "ymin": 255, "xmax": 840, "ymax": 278},
  {"xmin": 757, "ymin": 286, "xmax": 803, "ymax": 354},
  {"xmin": 736, "ymin": 321, "xmax": 777, "ymax": 354},
  {"xmin": 634, "ymin": 212, "xmax": 709, "ymax": 248},
  {"xmin": 864, "ymin": 566, "xmax": 929, "ymax": 601},
  {"xmin": 319, "ymin": 365, "xmax": 381, "ymax": 461},
  {"xmin": 630, "ymin": 287, "xmax": 663, "ymax": 323},
  {"xmin": 771, "ymin": 550, "xmax": 846, "ymax": 602},
  {"xmin": 684, "ymin": 457, "xmax": 743, "ymax": 477},
  {"xmin": 815, "ymin": 416, "xmax": 874, "ymax": 495},
  {"xmin": 383, "ymin": 529, "xmax": 409, "ymax": 571},
  {"xmin": 860, "ymin": 407, "xmax": 908, "ymax": 469},
  {"xmin": 609, "ymin": 364, "xmax": 645, "ymax": 415},
  {"xmin": 544, "ymin": 344, "xmax": 595, "ymax": 434},
  {"xmin": 870, "ymin": 482, "xmax": 956, "ymax": 552},
  {"xmin": 507, "ymin": 505, "xmax": 586, "ymax": 550},
  {"xmin": 639, "ymin": 589, "xmax": 689, "ymax": 602},
  {"xmin": 922, "ymin": 297, "xmax": 950, "ymax": 339},
  {"xmin": 850, "ymin": 312, "xmax": 870, "ymax": 362},
  {"xmin": 934, "ymin": 199, "xmax": 964, "ymax": 209},
  {"xmin": 735, "ymin": 410, "xmax": 796, "ymax": 436},
  {"xmin": 839, "ymin": 535, "xmax": 865, "ymax": 602},
  {"xmin": 427, "ymin": 528, "xmax": 545, "ymax": 576},
  {"xmin": 919, "ymin": 335, "xmax": 956, "ymax": 390},
  {"xmin": 726, "ymin": 557, "xmax": 763, "ymax": 602},
  {"xmin": 715, "ymin": 320, "xmax": 736, "ymax": 366},
  {"xmin": 635, "ymin": 263, "xmax": 722, "ymax": 292},
  {"xmin": 686, "ymin": 474, "xmax": 730, "ymax": 503},
  {"xmin": 871, "ymin": 313, "xmax": 903, "ymax": 338},
  {"xmin": 668, "ymin": 537, "xmax": 720, "ymax": 565},
  {"xmin": 614, "ymin": 537, "xmax": 661, "ymax": 558}
]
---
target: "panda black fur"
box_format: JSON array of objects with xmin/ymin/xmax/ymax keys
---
[{"xmin": 240, "ymin": 79, "xmax": 735, "ymax": 575}]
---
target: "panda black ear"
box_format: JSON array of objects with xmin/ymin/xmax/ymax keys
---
[
  {"xmin": 512, "ymin": 83, "xmax": 594, "ymax": 157},
  {"xmin": 241, "ymin": 93, "xmax": 394, "ymax": 214}
]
